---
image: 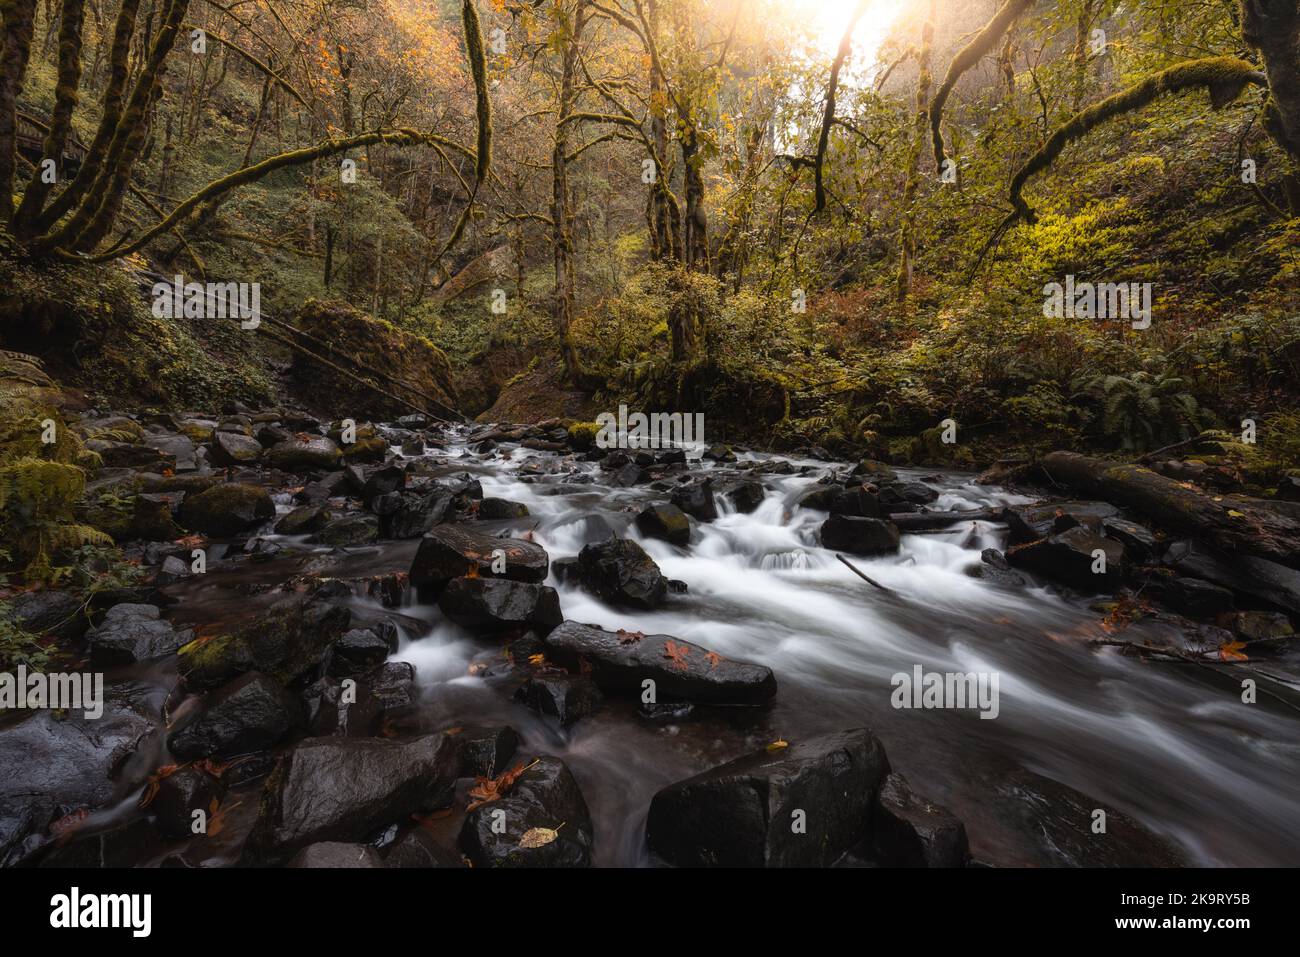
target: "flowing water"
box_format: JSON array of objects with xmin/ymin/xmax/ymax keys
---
[{"xmin": 55, "ymin": 432, "xmax": 1300, "ymax": 867}]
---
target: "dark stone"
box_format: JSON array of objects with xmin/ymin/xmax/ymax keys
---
[
  {"xmin": 873, "ymin": 772, "xmax": 969, "ymax": 867},
  {"xmin": 514, "ymin": 675, "xmax": 603, "ymax": 728},
  {"xmin": 831, "ymin": 485, "xmax": 883, "ymax": 517},
  {"xmin": 543, "ymin": 620, "xmax": 776, "ymax": 705},
  {"xmin": 245, "ymin": 734, "xmax": 457, "ymax": 864},
  {"xmin": 458, "ymin": 755, "xmax": 594, "ymax": 868},
  {"xmin": 178, "ymin": 594, "xmax": 350, "ymax": 690},
  {"xmin": 384, "ymin": 828, "xmax": 462, "ymax": 868},
  {"xmin": 820, "ymin": 515, "xmax": 901, "ymax": 555},
  {"xmin": 1164, "ymin": 540, "xmax": 1300, "ymax": 616},
  {"xmin": 410, "ymin": 524, "xmax": 549, "ymax": 596},
  {"xmin": 1101, "ymin": 517, "xmax": 1161, "ymax": 561},
  {"xmin": 1276, "ymin": 476, "xmax": 1300, "ymax": 502},
  {"xmin": 1227, "ymin": 610, "xmax": 1293, "ymax": 641},
  {"xmin": 671, "ymin": 478, "xmax": 718, "ymax": 522},
  {"xmin": 1165, "ymin": 577, "xmax": 1235, "ymax": 618},
  {"xmin": 268, "ymin": 435, "xmax": 344, "ymax": 472},
  {"xmin": 635, "ymin": 503, "xmax": 691, "ymax": 546},
  {"xmin": 1005, "ymin": 526, "xmax": 1124, "ymax": 591},
  {"xmin": 179, "ymin": 483, "xmax": 275, "ymax": 537},
  {"xmin": 168, "ymin": 672, "xmax": 303, "ymax": 760},
  {"xmin": 478, "ymin": 497, "xmax": 530, "ymax": 520},
  {"xmin": 971, "ymin": 549, "xmax": 1027, "ymax": 587},
  {"xmin": 287, "ymin": 842, "xmax": 386, "ymax": 868},
  {"xmin": 724, "ymin": 480, "xmax": 766, "ymax": 513},
  {"xmin": 576, "ymin": 537, "xmax": 668, "ymax": 609},
  {"xmin": 330, "ymin": 627, "xmax": 397, "ymax": 674},
  {"xmin": 275, "ymin": 505, "xmax": 330, "ymax": 535},
  {"xmin": 86, "ymin": 603, "xmax": 192, "ymax": 664},
  {"xmin": 379, "ymin": 489, "xmax": 453, "ymax": 540},
  {"xmin": 457, "ymin": 726, "xmax": 520, "ymax": 778},
  {"xmin": 646, "ymin": 729, "xmax": 890, "ymax": 867},
  {"xmin": 638, "ymin": 700, "xmax": 694, "ymax": 723},
  {"xmin": 797, "ymin": 485, "xmax": 842, "ymax": 511},
  {"xmin": 151, "ymin": 765, "xmax": 224, "ymax": 838},
  {"xmin": 1007, "ymin": 501, "xmax": 1120, "ymax": 545},
  {"xmin": 311, "ymin": 514, "xmax": 380, "ymax": 546},
  {"xmin": 210, "ymin": 430, "xmax": 263, "ymax": 466},
  {"xmin": 8, "ymin": 589, "xmax": 87, "ymax": 643},
  {"xmin": 438, "ymin": 578, "xmax": 563, "ymax": 633}
]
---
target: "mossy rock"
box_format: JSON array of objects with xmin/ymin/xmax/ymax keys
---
[
  {"xmin": 267, "ymin": 434, "xmax": 344, "ymax": 472},
  {"xmin": 178, "ymin": 483, "xmax": 274, "ymax": 536},
  {"xmin": 311, "ymin": 514, "xmax": 380, "ymax": 547},
  {"xmin": 178, "ymin": 595, "xmax": 351, "ymax": 690},
  {"xmin": 567, "ymin": 421, "xmax": 601, "ymax": 450}
]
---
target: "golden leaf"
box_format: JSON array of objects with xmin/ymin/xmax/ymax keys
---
[{"xmin": 519, "ymin": 823, "xmax": 564, "ymax": 849}]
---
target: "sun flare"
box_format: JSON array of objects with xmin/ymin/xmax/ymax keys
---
[{"xmin": 808, "ymin": 0, "xmax": 907, "ymax": 65}]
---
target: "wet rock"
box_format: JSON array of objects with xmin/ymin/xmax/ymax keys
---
[
  {"xmin": 1164, "ymin": 577, "xmax": 1235, "ymax": 618},
  {"xmin": 514, "ymin": 675, "xmax": 603, "ymax": 728},
  {"xmin": 155, "ymin": 554, "xmax": 192, "ymax": 584},
  {"xmin": 543, "ymin": 621, "xmax": 776, "ymax": 705},
  {"xmin": 143, "ymin": 433, "xmax": 197, "ymax": 472},
  {"xmin": 378, "ymin": 489, "xmax": 453, "ymax": 539},
  {"xmin": 646, "ymin": 729, "xmax": 890, "ymax": 867},
  {"xmin": 267, "ymin": 435, "xmax": 344, "ymax": 472},
  {"xmin": 970, "ymin": 548, "xmax": 1027, "ymax": 588},
  {"xmin": 168, "ymin": 672, "xmax": 303, "ymax": 760},
  {"xmin": 178, "ymin": 483, "xmax": 274, "ymax": 536},
  {"xmin": 849, "ymin": 459, "xmax": 897, "ymax": 483},
  {"xmin": 638, "ymin": 700, "xmax": 694, "ymax": 724},
  {"xmin": 1227, "ymin": 610, "xmax": 1293, "ymax": 641},
  {"xmin": 1164, "ymin": 541, "xmax": 1300, "ymax": 616},
  {"xmin": 635, "ymin": 503, "xmax": 690, "ymax": 546},
  {"xmin": 179, "ymin": 594, "xmax": 350, "ymax": 690},
  {"xmin": 819, "ymin": 515, "xmax": 901, "ymax": 555},
  {"xmin": 1100, "ymin": 517, "xmax": 1161, "ymax": 562},
  {"xmin": 129, "ymin": 493, "xmax": 185, "ymax": 541},
  {"xmin": 348, "ymin": 462, "xmax": 407, "ymax": 500},
  {"xmin": 576, "ymin": 537, "xmax": 668, "ymax": 609},
  {"xmin": 410, "ymin": 524, "xmax": 548, "ymax": 596},
  {"xmin": 889, "ymin": 482, "xmax": 939, "ymax": 505},
  {"xmin": 275, "ymin": 504, "xmax": 330, "ymax": 535},
  {"xmin": 0, "ymin": 693, "xmax": 154, "ymax": 867},
  {"xmin": 88, "ymin": 439, "xmax": 172, "ymax": 470},
  {"xmin": 305, "ymin": 662, "xmax": 418, "ymax": 736},
  {"xmin": 459, "ymin": 755, "xmax": 594, "ymax": 868},
  {"xmin": 330, "ymin": 627, "xmax": 397, "ymax": 675},
  {"xmin": 457, "ymin": 726, "xmax": 520, "ymax": 778},
  {"xmin": 210, "ymin": 430, "xmax": 263, "ymax": 467},
  {"xmin": 245, "ymin": 734, "xmax": 457, "ymax": 863},
  {"xmin": 256, "ymin": 424, "xmax": 292, "ymax": 448},
  {"xmin": 295, "ymin": 471, "xmax": 350, "ymax": 505},
  {"xmin": 703, "ymin": 444, "xmax": 737, "ymax": 463},
  {"xmin": 438, "ymin": 578, "xmax": 563, "ymax": 633},
  {"xmin": 872, "ymin": 772, "xmax": 969, "ymax": 867},
  {"xmin": 1006, "ymin": 526, "xmax": 1123, "ymax": 591},
  {"xmin": 288, "ymin": 842, "xmax": 386, "ymax": 868},
  {"xmin": 384, "ymin": 828, "xmax": 462, "ymax": 868},
  {"xmin": 86, "ymin": 603, "xmax": 192, "ymax": 664},
  {"xmin": 1007, "ymin": 501, "xmax": 1120, "ymax": 545},
  {"xmin": 478, "ymin": 497, "xmax": 530, "ymax": 520},
  {"xmin": 612, "ymin": 462, "xmax": 650, "ymax": 487},
  {"xmin": 671, "ymin": 478, "xmax": 718, "ymax": 522},
  {"xmin": 150, "ymin": 764, "xmax": 225, "ymax": 838},
  {"xmin": 797, "ymin": 484, "xmax": 841, "ymax": 511},
  {"xmin": 334, "ymin": 422, "xmax": 389, "ymax": 462},
  {"xmin": 830, "ymin": 484, "xmax": 883, "ymax": 517},
  {"xmin": 312, "ymin": 514, "xmax": 380, "ymax": 547},
  {"xmin": 723, "ymin": 479, "xmax": 765, "ymax": 513},
  {"xmin": 8, "ymin": 589, "xmax": 87, "ymax": 643},
  {"xmin": 401, "ymin": 438, "xmax": 426, "ymax": 457},
  {"xmin": 1276, "ymin": 476, "xmax": 1300, "ymax": 502},
  {"xmin": 992, "ymin": 769, "xmax": 1183, "ymax": 866}
]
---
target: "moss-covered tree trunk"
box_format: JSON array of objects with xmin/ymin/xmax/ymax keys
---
[
  {"xmin": 551, "ymin": 0, "xmax": 586, "ymax": 384},
  {"xmin": 1241, "ymin": 0, "xmax": 1300, "ymax": 210},
  {"xmin": 0, "ymin": 0, "xmax": 38, "ymax": 227}
]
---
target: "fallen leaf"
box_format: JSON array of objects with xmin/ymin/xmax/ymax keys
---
[
  {"xmin": 467, "ymin": 758, "xmax": 539, "ymax": 811},
  {"xmin": 766, "ymin": 739, "xmax": 789, "ymax": 752},
  {"xmin": 617, "ymin": 629, "xmax": 646, "ymax": 645},
  {"xmin": 704, "ymin": 650, "xmax": 724, "ymax": 669},
  {"xmin": 663, "ymin": 640, "xmax": 691, "ymax": 671},
  {"xmin": 528, "ymin": 653, "xmax": 547, "ymax": 666},
  {"xmin": 519, "ymin": 822, "xmax": 564, "ymax": 849},
  {"xmin": 139, "ymin": 764, "xmax": 181, "ymax": 808},
  {"xmin": 1218, "ymin": 639, "xmax": 1249, "ymax": 662}
]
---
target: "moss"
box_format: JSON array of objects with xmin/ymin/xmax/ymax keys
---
[{"xmin": 568, "ymin": 421, "xmax": 601, "ymax": 449}]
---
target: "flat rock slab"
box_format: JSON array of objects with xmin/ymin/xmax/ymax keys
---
[
  {"xmin": 86, "ymin": 603, "xmax": 192, "ymax": 664},
  {"xmin": 646, "ymin": 728, "xmax": 890, "ymax": 867},
  {"xmin": 410, "ymin": 524, "xmax": 549, "ymax": 595},
  {"xmin": 543, "ymin": 620, "xmax": 775, "ymax": 705}
]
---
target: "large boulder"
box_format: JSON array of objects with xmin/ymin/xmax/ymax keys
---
[
  {"xmin": 1006, "ymin": 526, "xmax": 1124, "ymax": 591},
  {"xmin": 167, "ymin": 672, "xmax": 303, "ymax": 760},
  {"xmin": 287, "ymin": 299, "xmax": 457, "ymax": 420},
  {"xmin": 178, "ymin": 594, "xmax": 350, "ymax": 690},
  {"xmin": 244, "ymin": 735, "xmax": 457, "ymax": 863},
  {"xmin": 410, "ymin": 524, "xmax": 548, "ymax": 596},
  {"xmin": 210, "ymin": 430, "xmax": 263, "ymax": 467},
  {"xmin": 819, "ymin": 515, "xmax": 901, "ymax": 555},
  {"xmin": 458, "ymin": 755, "xmax": 594, "ymax": 868},
  {"xmin": 178, "ymin": 483, "xmax": 274, "ymax": 536},
  {"xmin": 543, "ymin": 620, "xmax": 776, "ymax": 705},
  {"xmin": 671, "ymin": 478, "xmax": 718, "ymax": 522},
  {"xmin": 267, "ymin": 434, "xmax": 344, "ymax": 472},
  {"xmin": 635, "ymin": 503, "xmax": 691, "ymax": 546},
  {"xmin": 575, "ymin": 537, "xmax": 669, "ymax": 609},
  {"xmin": 514, "ymin": 675, "xmax": 603, "ymax": 729},
  {"xmin": 645, "ymin": 729, "xmax": 890, "ymax": 867},
  {"xmin": 872, "ymin": 772, "xmax": 969, "ymax": 867},
  {"xmin": 438, "ymin": 578, "xmax": 563, "ymax": 633}
]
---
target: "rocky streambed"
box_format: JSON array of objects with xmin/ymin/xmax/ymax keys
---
[{"xmin": 4, "ymin": 410, "xmax": 1300, "ymax": 868}]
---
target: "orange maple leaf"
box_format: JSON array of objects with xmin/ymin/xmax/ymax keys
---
[
  {"xmin": 466, "ymin": 759, "xmax": 539, "ymax": 811},
  {"xmin": 705, "ymin": 650, "xmax": 724, "ymax": 669},
  {"xmin": 1218, "ymin": 640, "xmax": 1249, "ymax": 662},
  {"xmin": 663, "ymin": 640, "xmax": 691, "ymax": 671},
  {"xmin": 617, "ymin": 629, "xmax": 646, "ymax": 645}
]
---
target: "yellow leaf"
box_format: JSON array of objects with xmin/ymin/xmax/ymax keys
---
[
  {"xmin": 766, "ymin": 739, "xmax": 789, "ymax": 752},
  {"xmin": 519, "ymin": 823, "xmax": 564, "ymax": 849}
]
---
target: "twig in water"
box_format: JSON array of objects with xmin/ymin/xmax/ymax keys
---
[{"xmin": 835, "ymin": 554, "xmax": 895, "ymax": 594}]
